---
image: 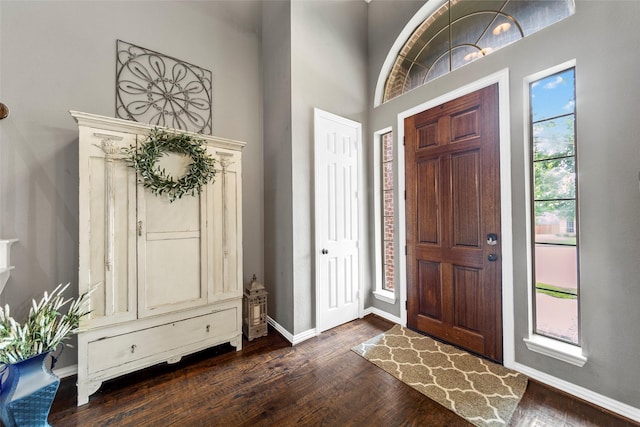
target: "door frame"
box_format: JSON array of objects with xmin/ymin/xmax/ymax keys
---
[
  {"xmin": 313, "ymin": 108, "xmax": 364, "ymax": 334},
  {"xmin": 396, "ymin": 69, "xmax": 515, "ymax": 368}
]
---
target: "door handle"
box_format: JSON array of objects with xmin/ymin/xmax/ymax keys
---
[
  {"xmin": 488, "ymin": 253, "xmax": 498, "ymax": 262},
  {"xmin": 321, "ymin": 249, "xmax": 328, "ymax": 255}
]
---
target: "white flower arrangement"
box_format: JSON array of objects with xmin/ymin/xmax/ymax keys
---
[{"xmin": 0, "ymin": 284, "xmax": 92, "ymax": 364}]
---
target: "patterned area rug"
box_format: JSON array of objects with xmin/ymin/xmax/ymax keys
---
[{"xmin": 352, "ymin": 325, "xmax": 528, "ymax": 427}]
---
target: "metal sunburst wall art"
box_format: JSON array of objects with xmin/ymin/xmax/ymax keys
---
[{"xmin": 116, "ymin": 40, "xmax": 212, "ymax": 135}]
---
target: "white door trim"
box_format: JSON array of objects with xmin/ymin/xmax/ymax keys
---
[
  {"xmin": 314, "ymin": 108, "xmax": 363, "ymax": 334},
  {"xmin": 396, "ymin": 69, "xmax": 514, "ymax": 367}
]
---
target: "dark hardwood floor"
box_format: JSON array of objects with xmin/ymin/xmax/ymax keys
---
[{"xmin": 49, "ymin": 315, "xmax": 638, "ymax": 426}]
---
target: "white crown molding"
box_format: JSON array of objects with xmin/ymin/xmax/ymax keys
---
[{"xmin": 69, "ymin": 111, "xmax": 246, "ymax": 151}]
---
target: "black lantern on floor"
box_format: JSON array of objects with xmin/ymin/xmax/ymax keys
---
[{"xmin": 243, "ymin": 274, "xmax": 268, "ymax": 341}]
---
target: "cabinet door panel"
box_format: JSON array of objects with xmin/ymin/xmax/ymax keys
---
[
  {"xmin": 145, "ymin": 237, "xmax": 202, "ymax": 308},
  {"xmin": 144, "ymin": 181, "xmax": 200, "ymax": 233},
  {"xmin": 137, "ymin": 146, "xmax": 208, "ymax": 317}
]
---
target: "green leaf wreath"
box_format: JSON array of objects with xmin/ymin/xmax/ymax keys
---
[{"xmin": 125, "ymin": 128, "xmax": 216, "ymax": 202}]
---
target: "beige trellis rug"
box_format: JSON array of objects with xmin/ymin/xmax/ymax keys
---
[{"xmin": 352, "ymin": 325, "xmax": 528, "ymax": 427}]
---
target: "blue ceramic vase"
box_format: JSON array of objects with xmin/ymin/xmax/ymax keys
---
[{"xmin": 0, "ymin": 352, "xmax": 59, "ymax": 427}]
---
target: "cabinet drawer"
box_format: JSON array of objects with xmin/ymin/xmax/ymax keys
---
[{"xmin": 87, "ymin": 308, "xmax": 238, "ymax": 374}]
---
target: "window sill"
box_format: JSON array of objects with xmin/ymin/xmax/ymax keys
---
[
  {"xmin": 373, "ymin": 289, "xmax": 396, "ymax": 305},
  {"xmin": 523, "ymin": 334, "xmax": 587, "ymax": 367}
]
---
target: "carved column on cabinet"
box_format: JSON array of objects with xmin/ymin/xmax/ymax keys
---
[
  {"xmin": 218, "ymin": 152, "xmax": 233, "ymax": 294},
  {"xmin": 96, "ymin": 133, "xmax": 123, "ymax": 317}
]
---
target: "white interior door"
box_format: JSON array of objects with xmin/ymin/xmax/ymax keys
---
[{"xmin": 314, "ymin": 108, "xmax": 361, "ymax": 333}]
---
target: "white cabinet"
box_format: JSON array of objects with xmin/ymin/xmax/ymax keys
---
[{"xmin": 72, "ymin": 111, "xmax": 244, "ymax": 406}]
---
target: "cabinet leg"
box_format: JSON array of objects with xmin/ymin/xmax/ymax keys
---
[
  {"xmin": 230, "ymin": 334, "xmax": 242, "ymax": 351},
  {"xmin": 167, "ymin": 356, "xmax": 183, "ymax": 364},
  {"xmin": 77, "ymin": 380, "xmax": 102, "ymax": 406}
]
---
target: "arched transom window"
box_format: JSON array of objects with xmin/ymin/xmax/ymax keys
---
[{"xmin": 382, "ymin": 0, "xmax": 575, "ymax": 103}]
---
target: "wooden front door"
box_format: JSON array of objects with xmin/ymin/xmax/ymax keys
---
[{"xmin": 404, "ymin": 84, "xmax": 502, "ymax": 362}]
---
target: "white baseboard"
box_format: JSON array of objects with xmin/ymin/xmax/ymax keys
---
[
  {"xmin": 266, "ymin": 310, "xmax": 402, "ymax": 346},
  {"xmin": 265, "ymin": 309, "xmax": 402, "ymax": 346},
  {"xmin": 53, "ymin": 364, "xmax": 77, "ymax": 379},
  {"xmin": 513, "ymin": 362, "xmax": 640, "ymax": 423},
  {"xmin": 363, "ymin": 306, "xmax": 402, "ymax": 325},
  {"xmin": 267, "ymin": 316, "xmax": 317, "ymax": 346}
]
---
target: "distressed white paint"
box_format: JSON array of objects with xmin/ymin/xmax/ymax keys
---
[{"xmin": 73, "ymin": 111, "xmax": 244, "ymax": 406}]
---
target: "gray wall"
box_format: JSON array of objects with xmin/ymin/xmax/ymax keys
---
[
  {"xmin": 262, "ymin": 0, "xmax": 295, "ymax": 332},
  {"xmin": 0, "ymin": 0, "xmax": 263, "ymax": 369},
  {"xmin": 262, "ymin": 0, "xmax": 368, "ymax": 336},
  {"xmin": 366, "ymin": 0, "xmax": 425, "ymax": 318},
  {"xmin": 290, "ymin": 0, "xmax": 368, "ymax": 334},
  {"xmin": 367, "ymin": 0, "xmax": 640, "ymax": 408}
]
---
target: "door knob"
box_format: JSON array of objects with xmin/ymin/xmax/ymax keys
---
[
  {"xmin": 321, "ymin": 249, "xmax": 328, "ymax": 255},
  {"xmin": 488, "ymin": 254, "xmax": 498, "ymax": 262}
]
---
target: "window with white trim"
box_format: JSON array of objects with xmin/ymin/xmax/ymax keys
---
[
  {"xmin": 381, "ymin": 132, "xmax": 395, "ymax": 292},
  {"xmin": 373, "ymin": 129, "xmax": 396, "ymax": 304},
  {"xmin": 529, "ymin": 66, "xmax": 580, "ymax": 346}
]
